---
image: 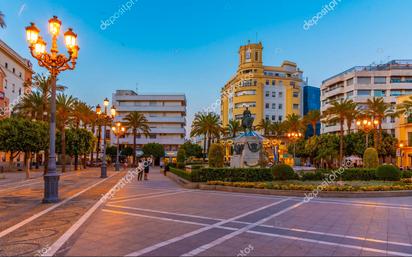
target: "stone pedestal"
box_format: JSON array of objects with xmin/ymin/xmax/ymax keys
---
[{"xmin": 230, "ymin": 135, "xmax": 263, "ymax": 168}]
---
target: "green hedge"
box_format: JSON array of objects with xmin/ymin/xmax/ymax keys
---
[
  {"xmin": 192, "ymin": 168, "xmax": 274, "ymax": 183},
  {"xmin": 402, "ymin": 170, "xmax": 412, "ymax": 179},
  {"xmin": 170, "ymin": 167, "xmax": 193, "ymax": 181},
  {"xmin": 272, "ymin": 164, "xmax": 298, "ymax": 180},
  {"xmin": 304, "ymin": 168, "xmax": 377, "ymax": 181},
  {"xmin": 376, "ymin": 165, "xmax": 401, "ymax": 181}
]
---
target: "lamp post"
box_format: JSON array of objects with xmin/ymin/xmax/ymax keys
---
[
  {"xmin": 112, "ymin": 122, "xmax": 125, "ymax": 171},
  {"xmin": 356, "ymin": 118, "xmax": 380, "ymax": 148},
  {"xmin": 96, "ymin": 99, "xmax": 116, "ymax": 178},
  {"xmin": 399, "ymin": 143, "xmax": 404, "ymax": 168},
  {"xmin": 25, "ymin": 16, "xmax": 79, "ymax": 203},
  {"xmin": 287, "ymin": 132, "xmax": 302, "ymax": 160}
]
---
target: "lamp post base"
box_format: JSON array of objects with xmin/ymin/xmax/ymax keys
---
[
  {"xmin": 43, "ymin": 173, "xmax": 60, "ymax": 203},
  {"xmin": 115, "ymin": 163, "xmax": 120, "ymax": 172},
  {"xmin": 101, "ymin": 166, "xmax": 107, "ymax": 178}
]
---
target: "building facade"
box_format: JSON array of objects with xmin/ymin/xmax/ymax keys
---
[
  {"xmin": 321, "ymin": 60, "xmax": 412, "ymax": 135},
  {"xmin": 111, "ymin": 90, "xmax": 186, "ymax": 158},
  {"xmin": 303, "ymin": 85, "xmax": 321, "ymax": 137},
  {"xmin": 221, "ymin": 42, "xmax": 304, "ymax": 129},
  {"xmin": 395, "ymin": 94, "xmax": 412, "ymax": 168},
  {"xmin": 0, "ymin": 40, "xmax": 33, "ymax": 117}
]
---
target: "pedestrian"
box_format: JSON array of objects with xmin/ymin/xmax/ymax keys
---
[
  {"xmin": 144, "ymin": 158, "xmax": 150, "ymax": 180},
  {"xmin": 123, "ymin": 159, "xmax": 128, "ymax": 171},
  {"xmin": 164, "ymin": 163, "xmax": 170, "ymax": 176},
  {"xmin": 137, "ymin": 159, "xmax": 144, "ymax": 181}
]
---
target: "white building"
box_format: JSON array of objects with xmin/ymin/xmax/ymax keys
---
[
  {"xmin": 0, "ymin": 40, "xmax": 33, "ymax": 115},
  {"xmin": 111, "ymin": 90, "xmax": 186, "ymax": 158},
  {"xmin": 321, "ymin": 60, "xmax": 412, "ymax": 135}
]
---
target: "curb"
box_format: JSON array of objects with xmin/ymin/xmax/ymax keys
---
[{"xmin": 165, "ymin": 171, "xmax": 200, "ymax": 189}]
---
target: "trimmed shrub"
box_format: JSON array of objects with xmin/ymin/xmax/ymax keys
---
[
  {"xmin": 301, "ymin": 172, "xmax": 326, "ymax": 181},
  {"xmin": 363, "ymin": 148, "xmax": 379, "ymax": 168},
  {"xmin": 402, "ymin": 170, "xmax": 412, "ymax": 179},
  {"xmin": 208, "ymin": 144, "xmax": 225, "ymax": 168},
  {"xmin": 170, "ymin": 167, "xmax": 192, "ymax": 181},
  {"xmin": 177, "ymin": 148, "xmax": 186, "ymax": 169},
  {"xmin": 271, "ymin": 164, "xmax": 298, "ymax": 181},
  {"xmin": 340, "ymin": 168, "xmax": 377, "ymax": 181},
  {"xmin": 192, "ymin": 168, "xmax": 273, "ymax": 183},
  {"xmin": 376, "ymin": 165, "xmax": 401, "ymax": 181}
]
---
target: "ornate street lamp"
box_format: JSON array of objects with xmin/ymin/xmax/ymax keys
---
[
  {"xmin": 112, "ymin": 122, "xmax": 126, "ymax": 171},
  {"xmin": 96, "ymin": 100, "xmax": 116, "ymax": 178},
  {"xmin": 287, "ymin": 132, "xmax": 302, "ymax": 160},
  {"xmin": 356, "ymin": 117, "xmax": 379, "ymax": 148},
  {"xmin": 25, "ymin": 16, "xmax": 79, "ymax": 203},
  {"xmin": 399, "ymin": 142, "xmax": 404, "ymax": 168}
]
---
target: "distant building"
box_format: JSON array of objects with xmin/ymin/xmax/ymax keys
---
[
  {"xmin": 111, "ymin": 90, "xmax": 186, "ymax": 158},
  {"xmin": 221, "ymin": 42, "xmax": 304, "ymax": 131},
  {"xmin": 395, "ymin": 94, "xmax": 412, "ymax": 168},
  {"xmin": 303, "ymin": 85, "xmax": 321, "ymax": 137},
  {"xmin": 321, "ymin": 60, "xmax": 412, "ymax": 135},
  {"xmin": 0, "ymin": 40, "xmax": 33, "ymax": 117}
]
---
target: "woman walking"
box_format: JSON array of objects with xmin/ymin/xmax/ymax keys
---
[
  {"xmin": 144, "ymin": 158, "xmax": 150, "ymax": 180},
  {"xmin": 137, "ymin": 159, "xmax": 144, "ymax": 181}
]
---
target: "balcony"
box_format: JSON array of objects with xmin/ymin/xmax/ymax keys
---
[
  {"xmin": 115, "ymin": 105, "xmax": 186, "ymax": 113},
  {"xmin": 114, "ymin": 116, "xmax": 186, "ymax": 124},
  {"xmin": 115, "ymin": 137, "xmax": 185, "ymax": 146}
]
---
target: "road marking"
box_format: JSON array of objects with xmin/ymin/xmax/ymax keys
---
[
  {"xmin": 182, "ymin": 201, "xmax": 305, "ymax": 256},
  {"xmin": 110, "ymin": 190, "xmax": 181, "ymax": 201},
  {"xmin": 125, "ymin": 199, "xmax": 289, "ymax": 256},
  {"xmin": 0, "ymin": 173, "xmax": 117, "ymax": 239},
  {"xmin": 247, "ymin": 230, "xmax": 412, "ymax": 257},
  {"xmin": 45, "ymin": 189, "xmax": 192, "ymax": 256},
  {"xmin": 109, "ymin": 190, "xmax": 189, "ymax": 204}
]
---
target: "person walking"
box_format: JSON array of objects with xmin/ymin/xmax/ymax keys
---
[
  {"xmin": 137, "ymin": 159, "xmax": 144, "ymax": 181},
  {"xmin": 144, "ymin": 158, "xmax": 150, "ymax": 180},
  {"xmin": 164, "ymin": 163, "xmax": 170, "ymax": 176}
]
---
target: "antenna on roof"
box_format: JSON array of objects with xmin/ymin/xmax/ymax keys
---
[
  {"xmin": 135, "ymin": 82, "xmax": 139, "ymax": 94},
  {"xmin": 255, "ymin": 32, "xmax": 258, "ymax": 43}
]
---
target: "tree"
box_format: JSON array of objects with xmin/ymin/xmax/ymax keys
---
[
  {"xmin": 180, "ymin": 141, "xmax": 203, "ymax": 158},
  {"xmin": 121, "ymin": 146, "xmax": 134, "ymax": 157},
  {"xmin": 284, "ymin": 114, "xmax": 304, "ymax": 133},
  {"xmin": 0, "ymin": 118, "xmax": 48, "ymax": 178},
  {"xmin": 208, "ymin": 143, "xmax": 224, "ymax": 168},
  {"xmin": 303, "ymin": 110, "xmax": 320, "ymax": 137},
  {"xmin": 363, "ymin": 148, "xmax": 379, "ymax": 168},
  {"xmin": 57, "ymin": 94, "xmax": 76, "ymax": 172},
  {"xmin": 15, "ymin": 91, "xmax": 43, "ymax": 120},
  {"xmin": 227, "ymin": 119, "xmax": 241, "ymax": 138},
  {"xmin": 0, "ymin": 11, "xmax": 6, "ymax": 29},
  {"xmin": 323, "ymin": 99, "xmax": 357, "ymax": 165},
  {"xmin": 314, "ymin": 134, "xmax": 340, "ymax": 168},
  {"xmin": 61, "ymin": 128, "xmax": 96, "ymax": 169},
  {"xmin": 256, "ymin": 119, "xmax": 272, "ymax": 136},
  {"xmin": 177, "ymin": 148, "xmax": 186, "ymax": 168},
  {"xmin": 270, "ymin": 122, "xmax": 285, "ymax": 138},
  {"xmin": 366, "ymin": 97, "xmax": 394, "ymax": 151},
  {"xmin": 142, "ymin": 143, "xmax": 165, "ymax": 164},
  {"xmin": 190, "ymin": 112, "xmax": 222, "ymax": 158},
  {"xmin": 124, "ymin": 112, "xmax": 150, "ymax": 166}
]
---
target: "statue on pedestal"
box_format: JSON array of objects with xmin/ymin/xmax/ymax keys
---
[{"xmin": 241, "ymin": 107, "xmax": 254, "ymax": 135}]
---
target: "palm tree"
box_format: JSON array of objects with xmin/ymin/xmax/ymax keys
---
[
  {"xmin": 303, "ymin": 110, "xmax": 320, "ymax": 137},
  {"xmin": 0, "ymin": 11, "xmax": 6, "ymax": 29},
  {"xmin": 227, "ymin": 119, "xmax": 241, "ymax": 138},
  {"xmin": 366, "ymin": 97, "xmax": 394, "ymax": 150},
  {"xmin": 284, "ymin": 113, "xmax": 304, "ymax": 133},
  {"xmin": 323, "ymin": 99, "xmax": 357, "ymax": 165},
  {"xmin": 256, "ymin": 119, "xmax": 272, "ymax": 136},
  {"xmin": 345, "ymin": 101, "xmax": 359, "ymax": 133},
  {"xmin": 190, "ymin": 112, "xmax": 222, "ymax": 157},
  {"xmin": 15, "ymin": 91, "xmax": 43, "ymax": 120},
  {"xmin": 124, "ymin": 112, "xmax": 150, "ymax": 166},
  {"xmin": 270, "ymin": 122, "xmax": 285, "ymax": 138},
  {"xmin": 57, "ymin": 94, "xmax": 77, "ymax": 172}
]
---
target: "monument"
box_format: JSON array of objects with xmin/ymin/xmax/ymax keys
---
[{"xmin": 230, "ymin": 107, "xmax": 265, "ymax": 168}]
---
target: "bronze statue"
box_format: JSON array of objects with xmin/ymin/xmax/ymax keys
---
[{"xmin": 241, "ymin": 107, "xmax": 254, "ymax": 134}]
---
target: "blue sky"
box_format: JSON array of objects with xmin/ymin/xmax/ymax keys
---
[{"xmin": 1, "ymin": 0, "xmax": 412, "ymax": 131}]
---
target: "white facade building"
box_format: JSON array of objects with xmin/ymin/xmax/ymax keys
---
[
  {"xmin": 0, "ymin": 40, "xmax": 33, "ymax": 115},
  {"xmin": 111, "ymin": 90, "xmax": 186, "ymax": 157},
  {"xmin": 321, "ymin": 60, "xmax": 412, "ymax": 135}
]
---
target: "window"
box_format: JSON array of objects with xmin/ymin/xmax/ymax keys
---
[
  {"xmin": 358, "ymin": 90, "xmax": 371, "ymax": 96},
  {"xmin": 346, "ymin": 91, "xmax": 354, "ymax": 98},
  {"xmin": 390, "ymin": 90, "xmax": 402, "ymax": 97},
  {"xmin": 272, "ymin": 103, "xmax": 276, "ymax": 109},
  {"xmin": 265, "ymin": 103, "xmax": 270, "ymax": 109},
  {"xmin": 278, "ymin": 104, "xmax": 283, "ymax": 110},
  {"xmin": 293, "ymin": 92, "xmax": 299, "ymax": 98},
  {"xmin": 235, "ymin": 90, "xmax": 256, "ymax": 97},
  {"xmin": 266, "ymin": 80, "xmax": 270, "ymax": 85},
  {"xmin": 272, "ymin": 80, "xmax": 275, "ymax": 86},
  {"xmin": 272, "ymin": 92, "xmax": 276, "ymax": 97},
  {"xmin": 272, "ymin": 115, "xmax": 276, "ymax": 121},
  {"xmin": 265, "ymin": 91, "xmax": 270, "ymax": 97},
  {"xmin": 12, "ymin": 68, "xmax": 15, "ymax": 73},
  {"xmin": 347, "ymin": 78, "xmax": 354, "ymax": 86},
  {"xmin": 255, "ymin": 52, "xmax": 259, "ymax": 61},
  {"xmin": 374, "ymin": 77, "xmax": 386, "ymax": 84},
  {"xmin": 374, "ymin": 90, "xmax": 386, "ymax": 97},
  {"xmin": 290, "ymin": 82, "xmax": 296, "ymax": 86},
  {"xmin": 5, "ymin": 62, "xmax": 8, "ymax": 69},
  {"xmin": 357, "ymin": 77, "xmax": 371, "ymax": 84},
  {"xmin": 279, "ymin": 116, "xmax": 283, "ymax": 121},
  {"xmin": 293, "ymin": 104, "xmax": 299, "ymax": 110},
  {"xmin": 278, "ymin": 92, "xmax": 283, "ymax": 98},
  {"xmin": 408, "ymin": 132, "xmax": 412, "ymax": 147},
  {"xmin": 254, "ymin": 80, "xmax": 257, "ymax": 86},
  {"xmin": 149, "ymin": 134, "xmax": 157, "ymax": 139},
  {"xmin": 19, "ymin": 72, "xmax": 22, "ymax": 78},
  {"xmin": 265, "ymin": 115, "xmax": 270, "ymax": 121},
  {"xmin": 246, "ymin": 49, "xmax": 251, "ymax": 61}
]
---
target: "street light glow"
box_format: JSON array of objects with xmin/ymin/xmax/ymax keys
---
[{"xmin": 48, "ymin": 16, "xmax": 62, "ymax": 36}]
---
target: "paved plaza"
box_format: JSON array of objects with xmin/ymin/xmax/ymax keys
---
[{"xmin": 1, "ymin": 168, "xmax": 412, "ymax": 256}]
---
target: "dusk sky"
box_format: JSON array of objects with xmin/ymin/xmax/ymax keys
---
[{"xmin": 1, "ymin": 0, "xmax": 412, "ymax": 131}]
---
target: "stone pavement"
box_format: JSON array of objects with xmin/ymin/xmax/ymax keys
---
[
  {"xmin": 47, "ymin": 167, "xmax": 412, "ymax": 257},
  {"xmin": 0, "ymin": 168, "xmax": 124, "ymax": 256}
]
